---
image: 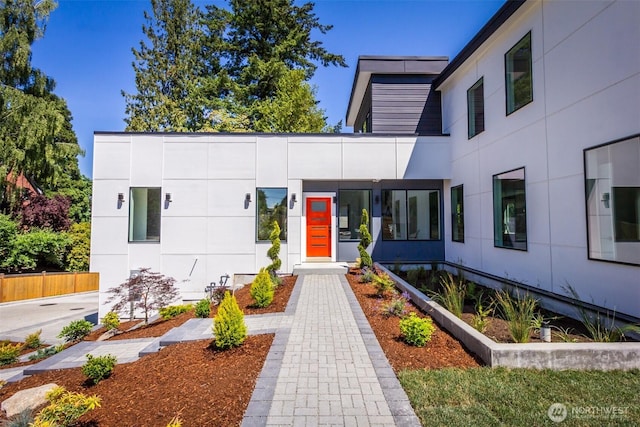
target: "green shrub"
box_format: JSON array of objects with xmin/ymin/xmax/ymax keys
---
[
  {"xmin": 380, "ymin": 291, "xmax": 410, "ymax": 317},
  {"xmin": 28, "ymin": 345, "xmax": 64, "ymax": 361},
  {"xmin": 82, "ymin": 354, "xmax": 117, "ymax": 385},
  {"xmin": 357, "ymin": 209, "xmax": 372, "ymax": 268},
  {"xmin": 250, "ymin": 269, "xmax": 274, "ymax": 308},
  {"xmin": 24, "ymin": 329, "xmax": 42, "ymax": 349},
  {"xmin": 213, "ymin": 291, "xmax": 247, "ymax": 350},
  {"xmin": 266, "ymin": 220, "xmax": 282, "ymax": 279},
  {"xmin": 65, "ymin": 222, "xmax": 90, "ymax": 271},
  {"xmin": 2, "ymin": 229, "xmax": 71, "ymax": 272},
  {"xmin": 195, "ymin": 298, "xmax": 211, "ymax": 318},
  {"xmin": 373, "ymin": 272, "xmax": 395, "ymax": 297},
  {"xmin": 159, "ymin": 304, "xmax": 192, "ymax": 320},
  {"xmin": 431, "ymin": 273, "xmax": 466, "ymax": 318},
  {"xmin": 102, "ymin": 311, "xmax": 120, "ymax": 331},
  {"xmin": 0, "ymin": 343, "xmax": 22, "ymax": 366},
  {"xmin": 494, "ymin": 288, "xmax": 538, "ymax": 343},
  {"xmin": 471, "ymin": 299, "xmax": 493, "ymax": 333},
  {"xmin": 359, "ymin": 269, "xmax": 375, "ymax": 283},
  {"xmin": 0, "ymin": 214, "xmax": 18, "ymax": 261},
  {"xmin": 32, "ymin": 386, "xmax": 101, "ymax": 427},
  {"xmin": 57, "ymin": 319, "xmax": 93, "ymax": 343},
  {"xmin": 399, "ymin": 312, "xmax": 435, "ymax": 347},
  {"xmin": 166, "ymin": 415, "xmax": 183, "ymax": 427}
]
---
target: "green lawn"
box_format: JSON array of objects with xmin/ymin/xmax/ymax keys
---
[{"xmin": 399, "ymin": 368, "xmax": 640, "ymax": 426}]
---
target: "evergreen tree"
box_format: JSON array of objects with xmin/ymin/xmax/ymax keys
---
[
  {"xmin": 0, "ymin": 0, "xmax": 82, "ymax": 210},
  {"xmin": 123, "ymin": 0, "xmax": 205, "ymax": 131}
]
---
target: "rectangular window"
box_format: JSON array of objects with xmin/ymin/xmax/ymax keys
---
[
  {"xmin": 257, "ymin": 188, "xmax": 287, "ymax": 241},
  {"xmin": 382, "ymin": 189, "xmax": 440, "ymax": 241},
  {"xmin": 129, "ymin": 187, "xmax": 161, "ymax": 242},
  {"xmin": 338, "ymin": 190, "xmax": 371, "ymax": 241},
  {"xmin": 451, "ymin": 185, "xmax": 464, "ymax": 242},
  {"xmin": 505, "ymin": 32, "xmax": 532, "ymax": 115},
  {"xmin": 493, "ymin": 168, "xmax": 527, "ymax": 250},
  {"xmin": 467, "ymin": 77, "xmax": 485, "ymax": 138},
  {"xmin": 585, "ymin": 136, "xmax": 640, "ymax": 265}
]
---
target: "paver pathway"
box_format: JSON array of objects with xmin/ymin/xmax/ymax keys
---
[{"xmin": 242, "ymin": 274, "xmax": 420, "ymax": 427}]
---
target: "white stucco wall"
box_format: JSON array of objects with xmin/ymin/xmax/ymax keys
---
[
  {"xmin": 440, "ymin": 0, "xmax": 640, "ymax": 318},
  {"xmin": 91, "ymin": 134, "xmax": 449, "ymax": 317}
]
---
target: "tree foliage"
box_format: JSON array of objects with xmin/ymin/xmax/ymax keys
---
[
  {"xmin": 0, "ymin": 0, "xmax": 83, "ymax": 206},
  {"xmin": 65, "ymin": 221, "xmax": 90, "ymax": 272},
  {"xmin": 124, "ymin": 0, "xmax": 346, "ymax": 132},
  {"xmin": 358, "ymin": 209, "xmax": 372, "ymax": 268},
  {"xmin": 266, "ymin": 220, "xmax": 282, "ymax": 276},
  {"xmin": 2, "ymin": 228, "xmax": 70, "ymax": 272},
  {"xmin": 105, "ymin": 267, "xmax": 180, "ymax": 324},
  {"xmin": 19, "ymin": 193, "xmax": 71, "ymax": 231},
  {"xmin": 213, "ymin": 291, "xmax": 247, "ymax": 350}
]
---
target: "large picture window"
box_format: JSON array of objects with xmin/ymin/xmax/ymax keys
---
[
  {"xmin": 493, "ymin": 169, "xmax": 527, "ymax": 250},
  {"xmin": 451, "ymin": 185, "xmax": 464, "ymax": 243},
  {"xmin": 338, "ymin": 190, "xmax": 371, "ymax": 241},
  {"xmin": 382, "ymin": 190, "xmax": 440, "ymax": 241},
  {"xmin": 505, "ymin": 32, "xmax": 532, "ymax": 115},
  {"xmin": 129, "ymin": 187, "xmax": 161, "ymax": 242},
  {"xmin": 467, "ymin": 77, "xmax": 484, "ymax": 138},
  {"xmin": 257, "ymin": 188, "xmax": 287, "ymax": 241},
  {"xmin": 585, "ymin": 136, "xmax": 640, "ymax": 265}
]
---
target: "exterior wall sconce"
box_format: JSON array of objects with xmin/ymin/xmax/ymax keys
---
[
  {"xmin": 245, "ymin": 193, "xmax": 252, "ymax": 203},
  {"xmin": 291, "ymin": 193, "xmax": 297, "ymax": 203},
  {"xmin": 165, "ymin": 193, "xmax": 172, "ymax": 203},
  {"xmin": 374, "ymin": 195, "xmax": 380, "ymax": 204},
  {"xmin": 601, "ymin": 192, "xmax": 610, "ymax": 208},
  {"xmin": 118, "ymin": 193, "xmax": 125, "ymax": 203}
]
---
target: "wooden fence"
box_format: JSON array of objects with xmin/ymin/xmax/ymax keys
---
[{"xmin": 0, "ymin": 272, "xmax": 99, "ymax": 303}]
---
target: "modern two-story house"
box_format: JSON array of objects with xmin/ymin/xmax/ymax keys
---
[{"xmin": 91, "ymin": 0, "xmax": 639, "ymax": 321}]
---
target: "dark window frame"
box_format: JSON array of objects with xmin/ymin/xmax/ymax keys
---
[
  {"xmin": 128, "ymin": 187, "xmax": 162, "ymax": 243},
  {"xmin": 256, "ymin": 187, "xmax": 288, "ymax": 242},
  {"xmin": 467, "ymin": 77, "xmax": 485, "ymax": 139},
  {"xmin": 381, "ymin": 189, "xmax": 441, "ymax": 241},
  {"xmin": 505, "ymin": 31, "xmax": 533, "ymax": 115},
  {"xmin": 493, "ymin": 167, "xmax": 527, "ymax": 251},
  {"xmin": 338, "ymin": 189, "xmax": 372, "ymax": 242},
  {"xmin": 451, "ymin": 185, "xmax": 465, "ymax": 243}
]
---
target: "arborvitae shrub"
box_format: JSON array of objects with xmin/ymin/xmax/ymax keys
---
[
  {"xmin": 195, "ymin": 298, "xmax": 211, "ymax": 318},
  {"xmin": 266, "ymin": 220, "xmax": 282, "ymax": 280},
  {"xmin": 213, "ymin": 291, "xmax": 247, "ymax": 350},
  {"xmin": 250, "ymin": 269, "xmax": 274, "ymax": 308},
  {"xmin": 399, "ymin": 312, "xmax": 435, "ymax": 347},
  {"xmin": 358, "ymin": 209, "xmax": 372, "ymax": 268}
]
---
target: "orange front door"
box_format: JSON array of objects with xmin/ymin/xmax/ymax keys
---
[{"xmin": 306, "ymin": 197, "xmax": 331, "ymax": 257}]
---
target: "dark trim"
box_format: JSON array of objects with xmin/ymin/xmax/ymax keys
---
[
  {"xmin": 583, "ymin": 134, "xmax": 640, "ymax": 267},
  {"xmin": 338, "ymin": 189, "xmax": 373, "ymax": 242},
  {"xmin": 505, "ymin": 31, "xmax": 533, "ymax": 116},
  {"xmin": 451, "ymin": 184, "xmax": 465, "ymax": 243},
  {"xmin": 433, "ymin": 0, "xmax": 527, "ymax": 89},
  {"xmin": 381, "ymin": 189, "xmax": 442, "ymax": 242},
  {"xmin": 467, "ymin": 77, "xmax": 485, "ymax": 139},
  {"xmin": 127, "ymin": 187, "xmax": 162, "ymax": 244},
  {"xmin": 492, "ymin": 167, "xmax": 528, "ymax": 251},
  {"xmin": 94, "ymin": 131, "xmax": 444, "ymax": 137}
]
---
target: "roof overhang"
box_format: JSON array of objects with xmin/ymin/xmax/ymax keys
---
[{"xmin": 345, "ymin": 56, "xmax": 449, "ymax": 127}]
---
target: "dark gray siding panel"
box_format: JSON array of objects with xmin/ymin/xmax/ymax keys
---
[
  {"xmin": 370, "ymin": 75, "xmax": 442, "ymax": 135},
  {"xmin": 354, "ymin": 82, "xmax": 372, "ymax": 132}
]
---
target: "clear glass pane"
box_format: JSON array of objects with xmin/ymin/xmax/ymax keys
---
[
  {"xmin": 129, "ymin": 187, "xmax": 161, "ymax": 242},
  {"xmin": 452, "ymin": 185, "xmax": 464, "ymax": 242},
  {"xmin": 493, "ymin": 169, "xmax": 526, "ymax": 250},
  {"xmin": 338, "ymin": 190, "xmax": 371, "ymax": 241},
  {"xmin": 506, "ymin": 32, "xmax": 532, "ymax": 114},
  {"xmin": 382, "ymin": 190, "xmax": 407, "ymax": 240},
  {"xmin": 257, "ymin": 188, "xmax": 287, "ymax": 241}
]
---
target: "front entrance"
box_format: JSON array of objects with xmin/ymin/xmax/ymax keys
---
[{"xmin": 306, "ymin": 197, "xmax": 332, "ymax": 257}]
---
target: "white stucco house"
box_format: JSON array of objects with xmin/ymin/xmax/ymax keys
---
[{"xmin": 91, "ymin": 0, "xmax": 639, "ymax": 321}]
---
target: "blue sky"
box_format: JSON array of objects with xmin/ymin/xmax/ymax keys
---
[{"xmin": 31, "ymin": 0, "xmax": 505, "ymax": 178}]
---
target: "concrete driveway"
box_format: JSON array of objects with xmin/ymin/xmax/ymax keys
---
[{"xmin": 0, "ymin": 292, "xmax": 99, "ymax": 346}]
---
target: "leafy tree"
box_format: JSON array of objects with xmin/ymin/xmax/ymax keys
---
[
  {"xmin": 65, "ymin": 222, "xmax": 90, "ymax": 272},
  {"xmin": 105, "ymin": 267, "xmax": 180, "ymax": 324},
  {"xmin": 0, "ymin": 0, "xmax": 83, "ymax": 208},
  {"xmin": 19, "ymin": 194, "xmax": 71, "ymax": 232},
  {"xmin": 0, "ymin": 214, "xmax": 18, "ymax": 260},
  {"xmin": 123, "ymin": 0, "xmax": 206, "ymax": 131}
]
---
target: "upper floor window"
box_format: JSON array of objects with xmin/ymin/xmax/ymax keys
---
[
  {"xmin": 382, "ymin": 190, "xmax": 440, "ymax": 241},
  {"xmin": 451, "ymin": 185, "xmax": 464, "ymax": 243},
  {"xmin": 257, "ymin": 188, "xmax": 287, "ymax": 241},
  {"xmin": 467, "ymin": 77, "xmax": 485, "ymax": 138},
  {"xmin": 585, "ymin": 135, "xmax": 640, "ymax": 265},
  {"xmin": 505, "ymin": 32, "xmax": 532, "ymax": 115},
  {"xmin": 493, "ymin": 168, "xmax": 527, "ymax": 250},
  {"xmin": 129, "ymin": 187, "xmax": 161, "ymax": 242},
  {"xmin": 339, "ymin": 190, "xmax": 371, "ymax": 241}
]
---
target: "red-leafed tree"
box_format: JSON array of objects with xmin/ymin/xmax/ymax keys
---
[
  {"xmin": 106, "ymin": 267, "xmax": 180, "ymax": 324},
  {"xmin": 19, "ymin": 194, "xmax": 71, "ymax": 231}
]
